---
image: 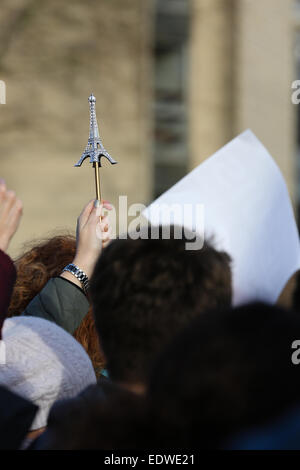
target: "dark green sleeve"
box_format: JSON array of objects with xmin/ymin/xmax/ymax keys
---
[{"xmin": 22, "ymin": 277, "xmax": 90, "ymax": 334}]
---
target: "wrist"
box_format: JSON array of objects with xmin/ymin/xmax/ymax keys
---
[
  {"xmin": 72, "ymin": 254, "xmax": 97, "ymax": 279},
  {"xmin": 61, "ymin": 263, "xmax": 89, "ymax": 294}
]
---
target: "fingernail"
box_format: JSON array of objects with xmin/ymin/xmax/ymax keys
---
[{"xmin": 94, "ymin": 199, "xmax": 100, "ymax": 208}]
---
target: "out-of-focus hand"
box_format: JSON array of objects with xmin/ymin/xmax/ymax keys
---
[
  {"xmin": 61, "ymin": 199, "xmax": 112, "ymax": 287},
  {"xmin": 0, "ymin": 180, "xmax": 23, "ymax": 253}
]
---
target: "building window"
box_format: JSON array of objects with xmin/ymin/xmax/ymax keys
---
[{"xmin": 153, "ymin": 0, "xmax": 190, "ymax": 198}]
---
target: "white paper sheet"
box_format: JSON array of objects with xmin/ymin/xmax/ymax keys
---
[{"xmin": 143, "ymin": 130, "xmax": 300, "ymax": 306}]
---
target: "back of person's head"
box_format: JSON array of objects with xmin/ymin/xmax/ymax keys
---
[
  {"xmin": 33, "ymin": 381, "xmax": 148, "ymax": 450},
  {"xmin": 7, "ymin": 235, "xmax": 104, "ymax": 374},
  {"xmin": 90, "ymin": 225, "xmax": 232, "ymax": 385},
  {"xmin": 0, "ymin": 316, "xmax": 96, "ymax": 431},
  {"xmin": 0, "ymin": 385, "xmax": 38, "ymax": 450},
  {"xmin": 147, "ymin": 302, "xmax": 300, "ymax": 448}
]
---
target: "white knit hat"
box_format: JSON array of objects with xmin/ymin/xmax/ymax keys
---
[{"xmin": 0, "ymin": 316, "xmax": 97, "ymax": 430}]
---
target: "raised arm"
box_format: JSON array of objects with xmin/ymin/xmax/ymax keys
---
[
  {"xmin": 23, "ymin": 199, "xmax": 111, "ymax": 334},
  {"xmin": 0, "ymin": 180, "xmax": 23, "ymax": 336}
]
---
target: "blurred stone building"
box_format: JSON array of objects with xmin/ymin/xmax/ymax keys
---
[{"xmin": 0, "ymin": 0, "xmax": 298, "ymax": 256}]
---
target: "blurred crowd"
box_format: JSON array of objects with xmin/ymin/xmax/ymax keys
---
[{"xmin": 1, "ymin": 178, "xmax": 300, "ymax": 451}]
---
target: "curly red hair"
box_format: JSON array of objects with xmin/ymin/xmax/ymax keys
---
[{"xmin": 8, "ymin": 234, "xmax": 105, "ymax": 376}]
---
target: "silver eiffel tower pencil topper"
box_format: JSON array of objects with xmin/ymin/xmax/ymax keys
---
[{"xmin": 75, "ymin": 94, "xmax": 117, "ymax": 202}]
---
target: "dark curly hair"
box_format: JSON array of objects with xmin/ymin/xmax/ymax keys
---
[
  {"xmin": 90, "ymin": 225, "xmax": 232, "ymax": 384},
  {"xmin": 8, "ymin": 235, "xmax": 105, "ymax": 376}
]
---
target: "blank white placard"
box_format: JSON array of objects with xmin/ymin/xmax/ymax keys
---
[{"xmin": 143, "ymin": 130, "xmax": 300, "ymax": 306}]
